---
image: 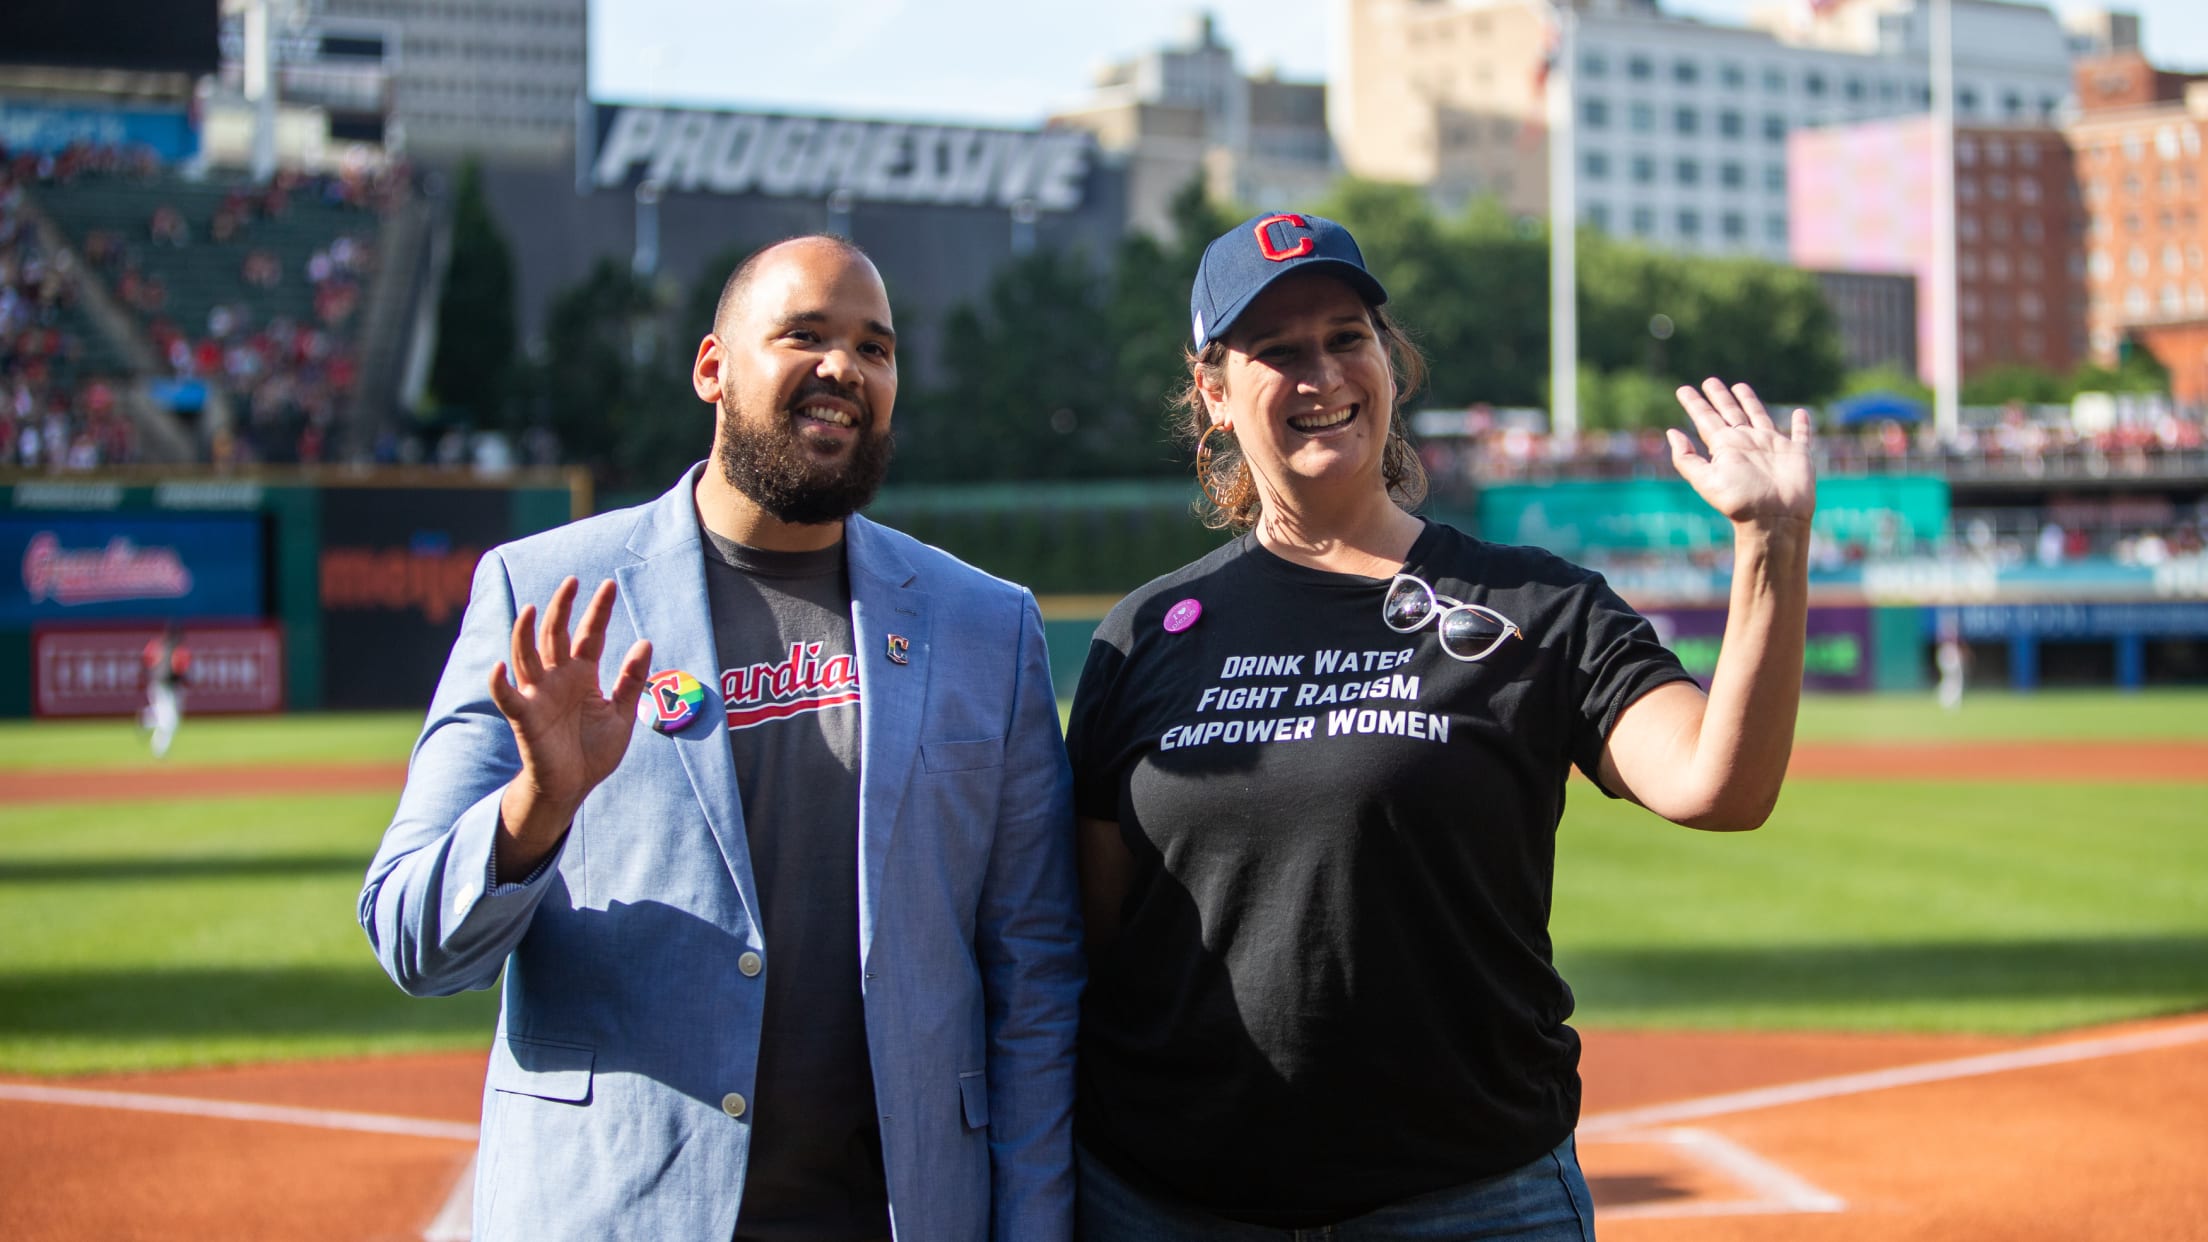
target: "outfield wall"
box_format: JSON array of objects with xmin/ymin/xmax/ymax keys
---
[
  {"xmin": 9, "ymin": 471, "xmax": 2202, "ymax": 717},
  {"xmin": 0, "ymin": 472, "xmax": 583, "ymax": 717}
]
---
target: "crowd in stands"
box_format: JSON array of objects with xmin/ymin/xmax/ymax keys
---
[
  {"xmin": 1425, "ymin": 400, "xmax": 2208, "ymax": 490},
  {"xmin": 1, "ymin": 139, "xmax": 406, "ymax": 469},
  {"xmin": 1, "ymin": 161, "xmax": 136, "ymax": 469},
  {"xmin": 1560, "ymin": 502, "xmax": 2208, "ymax": 587},
  {"xmin": 1958, "ymin": 498, "xmax": 2208, "ymax": 569},
  {"xmin": 1415, "ymin": 401, "xmax": 2208, "ymax": 578}
]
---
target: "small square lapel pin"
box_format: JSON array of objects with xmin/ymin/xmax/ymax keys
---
[{"xmin": 885, "ymin": 634, "xmax": 911, "ymax": 665}]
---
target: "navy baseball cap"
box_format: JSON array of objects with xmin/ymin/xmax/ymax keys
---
[{"xmin": 1190, "ymin": 212, "xmax": 1389, "ymax": 350}]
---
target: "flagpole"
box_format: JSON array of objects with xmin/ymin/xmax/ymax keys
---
[
  {"xmin": 1929, "ymin": 0, "xmax": 1960, "ymax": 440},
  {"xmin": 1547, "ymin": 2, "xmax": 1579, "ymax": 439}
]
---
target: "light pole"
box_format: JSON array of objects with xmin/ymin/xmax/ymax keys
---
[
  {"xmin": 1929, "ymin": 0, "xmax": 1961, "ymax": 441},
  {"xmin": 632, "ymin": 179, "xmax": 662, "ymax": 279},
  {"xmin": 1545, "ymin": 3, "xmax": 1579, "ymax": 439},
  {"xmin": 243, "ymin": 0, "xmax": 278, "ymax": 182},
  {"xmin": 1011, "ymin": 197, "xmax": 1038, "ymax": 256}
]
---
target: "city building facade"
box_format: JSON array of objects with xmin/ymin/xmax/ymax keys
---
[
  {"xmin": 2068, "ymin": 51, "xmax": 2208, "ymax": 404},
  {"xmin": 1812, "ymin": 269, "xmax": 1920, "ymax": 375},
  {"xmin": 315, "ymin": 0, "xmax": 586, "ymax": 166},
  {"xmin": 1334, "ymin": 0, "xmax": 2074, "ymax": 259},
  {"xmin": 1790, "ymin": 117, "xmax": 2084, "ymax": 382},
  {"xmin": 1054, "ymin": 13, "xmax": 1334, "ymax": 239},
  {"xmin": 207, "ymin": 0, "xmax": 585, "ymax": 168}
]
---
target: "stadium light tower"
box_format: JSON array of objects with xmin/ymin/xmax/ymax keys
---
[{"xmin": 1928, "ymin": 0, "xmax": 1961, "ymax": 441}]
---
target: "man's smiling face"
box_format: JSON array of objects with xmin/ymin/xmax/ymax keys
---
[{"xmin": 705, "ymin": 237, "xmax": 900, "ymax": 526}]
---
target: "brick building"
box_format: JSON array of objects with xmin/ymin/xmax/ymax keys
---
[
  {"xmin": 1790, "ymin": 117, "xmax": 2084, "ymax": 382},
  {"xmin": 2067, "ymin": 52, "xmax": 2208, "ymax": 406}
]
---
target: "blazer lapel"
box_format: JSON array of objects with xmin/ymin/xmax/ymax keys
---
[
  {"xmin": 615, "ymin": 469, "xmax": 762, "ymax": 933},
  {"xmin": 847, "ymin": 515, "xmax": 928, "ymax": 968}
]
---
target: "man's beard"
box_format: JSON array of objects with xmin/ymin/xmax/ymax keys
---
[{"xmin": 715, "ymin": 386, "xmax": 894, "ymax": 526}]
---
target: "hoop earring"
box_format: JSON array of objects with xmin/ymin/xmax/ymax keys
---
[{"xmin": 1195, "ymin": 423, "xmax": 1235, "ymax": 511}]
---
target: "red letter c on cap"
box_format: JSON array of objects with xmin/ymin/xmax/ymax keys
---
[{"xmin": 1254, "ymin": 214, "xmax": 1314, "ymax": 262}]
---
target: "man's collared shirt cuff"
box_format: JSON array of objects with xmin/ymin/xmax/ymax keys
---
[{"xmin": 485, "ymin": 849, "xmax": 554, "ymax": 895}]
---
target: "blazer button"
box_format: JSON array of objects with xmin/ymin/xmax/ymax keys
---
[
  {"xmin": 738, "ymin": 952, "xmax": 762, "ymax": 977},
  {"xmin": 722, "ymin": 1092, "xmax": 747, "ymax": 1118}
]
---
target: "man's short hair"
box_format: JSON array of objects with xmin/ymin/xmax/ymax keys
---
[{"xmin": 713, "ymin": 234, "xmax": 874, "ymax": 335}]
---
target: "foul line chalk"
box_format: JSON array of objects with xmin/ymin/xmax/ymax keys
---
[
  {"xmin": 0, "ymin": 1081, "xmax": 479, "ymax": 1142},
  {"xmin": 1593, "ymin": 1126, "xmax": 1846, "ymax": 1219},
  {"xmin": 1581, "ymin": 1016, "xmax": 2208, "ymax": 1135},
  {"xmin": 422, "ymin": 1152, "xmax": 476, "ymax": 1242}
]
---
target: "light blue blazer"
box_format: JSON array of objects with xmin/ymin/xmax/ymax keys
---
[{"xmin": 360, "ymin": 466, "xmax": 1082, "ymax": 1241}]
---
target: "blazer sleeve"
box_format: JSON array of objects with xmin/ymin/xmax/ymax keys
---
[
  {"xmin": 975, "ymin": 591, "xmax": 1085, "ymax": 1241},
  {"xmin": 358, "ymin": 549, "xmax": 567, "ymax": 997}
]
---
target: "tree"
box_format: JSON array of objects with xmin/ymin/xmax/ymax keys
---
[
  {"xmin": 428, "ymin": 161, "xmax": 519, "ymax": 427},
  {"xmin": 1578, "ymin": 234, "xmax": 1844, "ymax": 407},
  {"xmin": 1308, "ymin": 180, "xmax": 1548, "ymax": 406},
  {"xmin": 898, "ymin": 178, "xmax": 1849, "ymax": 480},
  {"xmin": 534, "ymin": 258, "xmax": 703, "ymax": 487},
  {"xmin": 909, "ymin": 247, "xmax": 1126, "ymax": 481},
  {"xmin": 1840, "ymin": 365, "xmax": 1933, "ymax": 404},
  {"xmin": 2074, "ymin": 339, "xmax": 2173, "ymax": 395},
  {"xmin": 1961, "ymin": 364, "xmax": 2069, "ymax": 405},
  {"xmin": 1101, "ymin": 179, "xmax": 1238, "ymax": 465},
  {"xmin": 1559, "ymin": 364, "xmax": 1687, "ymax": 432}
]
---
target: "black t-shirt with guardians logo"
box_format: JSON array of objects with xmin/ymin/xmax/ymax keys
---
[
  {"xmin": 1065, "ymin": 519, "xmax": 1693, "ymax": 1227},
  {"xmin": 702, "ymin": 528, "xmax": 889, "ymax": 1242}
]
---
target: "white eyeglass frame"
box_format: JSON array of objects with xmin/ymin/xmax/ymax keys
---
[{"xmin": 1382, "ymin": 573, "xmax": 1523, "ymax": 663}]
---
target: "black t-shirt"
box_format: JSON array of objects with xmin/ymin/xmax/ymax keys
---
[
  {"xmin": 1065, "ymin": 519, "xmax": 1693, "ymax": 1227},
  {"xmin": 702, "ymin": 530, "xmax": 889, "ymax": 1242}
]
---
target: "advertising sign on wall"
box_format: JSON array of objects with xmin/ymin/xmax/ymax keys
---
[
  {"xmin": 3, "ymin": 516, "xmax": 263, "ymax": 624},
  {"xmin": 1949, "ymin": 601, "xmax": 2208, "ymax": 640},
  {"xmin": 317, "ymin": 489, "xmax": 508, "ymax": 709},
  {"xmin": 0, "ymin": 101, "xmax": 200, "ymax": 160},
  {"xmin": 1477, "ymin": 477, "xmax": 1949, "ymax": 555},
  {"xmin": 1641, "ymin": 605, "xmax": 1875, "ymax": 692},
  {"xmin": 34, "ymin": 624, "xmax": 285, "ymax": 716},
  {"xmin": 590, "ymin": 103, "xmax": 1094, "ymax": 211}
]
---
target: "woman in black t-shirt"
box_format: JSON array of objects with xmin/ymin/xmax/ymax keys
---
[{"xmin": 1065, "ymin": 213, "xmax": 1817, "ymax": 1239}]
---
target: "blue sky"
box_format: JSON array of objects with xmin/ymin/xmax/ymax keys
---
[{"xmin": 591, "ymin": 0, "xmax": 2208, "ymax": 124}]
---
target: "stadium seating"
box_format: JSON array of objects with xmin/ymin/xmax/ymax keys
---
[{"xmin": 17, "ymin": 153, "xmax": 395, "ymax": 465}]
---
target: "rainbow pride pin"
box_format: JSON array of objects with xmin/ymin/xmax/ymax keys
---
[{"xmin": 640, "ymin": 669, "xmax": 708, "ymax": 733}]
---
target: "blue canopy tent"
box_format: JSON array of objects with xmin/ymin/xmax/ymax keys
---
[{"xmin": 1831, "ymin": 391, "xmax": 1928, "ymax": 426}]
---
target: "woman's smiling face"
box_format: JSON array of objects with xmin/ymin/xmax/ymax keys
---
[{"xmin": 1203, "ymin": 271, "xmax": 1397, "ymax": 509}]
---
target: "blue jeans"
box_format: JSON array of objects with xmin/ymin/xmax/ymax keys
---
[{"xmin": 1076, "ymin": 1136, "xmax": 1596, "ymax": 1242}]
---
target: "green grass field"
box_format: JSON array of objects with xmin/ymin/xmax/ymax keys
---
[
  {"xmin": 1, "ymin": 693, "xmax": 2204, "ymax": 1073},
  {"xmin": 0, "ymin": 712, "xmax": 423, "ymax": 771}
]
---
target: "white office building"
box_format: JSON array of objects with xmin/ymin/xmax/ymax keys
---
[
  {"xmin": 1056, "ymin": 13, "xmax": 1336, "ymax": 240},
  {"xmin": 314, "ymin": 0, "xmax": 587, "ymax": 165},
  {"xmin": 1336, "ymin": 0, "xmax": 2076, "ymax": 259}
]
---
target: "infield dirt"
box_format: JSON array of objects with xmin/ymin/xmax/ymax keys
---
[{"xmin": 5, "ymin": 1017, "xmax": 2205, "ymax": 1240}]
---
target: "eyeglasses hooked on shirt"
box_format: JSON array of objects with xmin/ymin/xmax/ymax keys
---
[{"xmin": 1383, "ymin": 573, "xmax": 1523, "ymax": 663}]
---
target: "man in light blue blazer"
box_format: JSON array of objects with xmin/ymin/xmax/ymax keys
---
[{"xmin": 361, "ymin": 236, "xmax": 1082, "ymax": 1241}]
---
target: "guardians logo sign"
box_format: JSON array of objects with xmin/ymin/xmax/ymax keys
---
[{"xmin": 1, "ymin": 516, "xmax": 259, "ymax": 623}]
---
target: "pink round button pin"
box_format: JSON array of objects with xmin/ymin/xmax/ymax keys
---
[{"xmin": 1162, "ymin": 598, "xmax": 1203, "ymax": 633}]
